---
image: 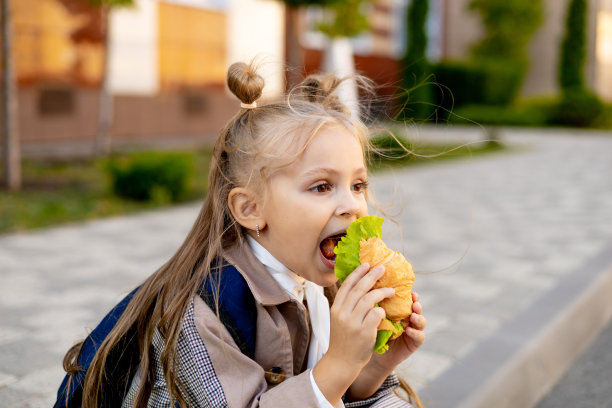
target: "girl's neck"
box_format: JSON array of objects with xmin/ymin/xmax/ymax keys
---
[{"xmin": 246, "ymin": 235, "xmax": 306, "ymax": 301}]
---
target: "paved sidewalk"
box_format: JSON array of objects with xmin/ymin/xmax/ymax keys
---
[{"xmin": 1, "ymin": 127, "xmax": 612, "ymax": 407}]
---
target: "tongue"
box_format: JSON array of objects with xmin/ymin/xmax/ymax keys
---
[{"xmin": 320, "ymin": 238, "xmax": 337, "ymax": 260}]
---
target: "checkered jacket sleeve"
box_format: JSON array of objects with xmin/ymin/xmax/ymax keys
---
[
  {"xmin": 122, "ymin": 300, "xmax": 229, "ymax": 407},
  {"xmin": 344, "ymin": 374, "xmax": 413, "ymax": 408}
]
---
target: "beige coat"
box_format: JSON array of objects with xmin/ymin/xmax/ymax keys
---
[
  {"xmin": 121, "ymin": 239, "xmax": 407, "ymax": 407},
  {"xmin": 193, "ymin": 240, "xmax": 317, "ymax": 407},
  {"xmin": 191, "ymin": 240, "xmax": 406, "ymax": 408}
]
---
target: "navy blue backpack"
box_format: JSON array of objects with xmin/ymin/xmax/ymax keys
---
[{"xmin": 54, "ymin": 264, "xmax": 257, "ymax": 407}]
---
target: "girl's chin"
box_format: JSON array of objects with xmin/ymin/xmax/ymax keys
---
[{"xmin": 312, "ymin": 273, "xmax": 338, "ymax": 288}]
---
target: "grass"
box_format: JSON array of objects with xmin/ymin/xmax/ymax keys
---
[
  {"xmin": 0, "ymin": 137, "xmax": 507, "ymax": 234},
  {"xmin": 0, "ymin": 148, "xmax": 213, "ymax": 234},
  {"xmin": 447, "ymin": 97, "xmax": 612, "ymax": 129}
]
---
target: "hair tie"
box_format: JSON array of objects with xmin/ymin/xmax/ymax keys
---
[{"xmin": 240, "ymin": 101, "xmax": 257, "ymax": 109}]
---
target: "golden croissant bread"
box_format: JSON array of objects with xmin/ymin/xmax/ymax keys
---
[
  {"xmin": 359, "ymin": 237, "xmax": 415, "ymax": 337},
  {"xmin": 333, "ymin": 215, "xmax": 415, "ymax": 351}
]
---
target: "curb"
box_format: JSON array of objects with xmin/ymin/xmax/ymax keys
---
[{"xmin": 418, "ymin": 242, "xmax": 612, "ymax": 408}]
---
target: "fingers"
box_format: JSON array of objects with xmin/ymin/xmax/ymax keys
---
[
  {"xmin": 353, "ymin": 287, "xmax": 394, "ymax": 319},
  {"xmin": 333, "ymin": 263, "xmax": 371, "ymax": 306},
  {"xmin": 344, "ymin": 265, "xmax": 385, "ymax": 306},
  {"xmin": 363, "ymin": 307, "xmax": 386, "ymax": 331},
  {"xmin": 409, "ymin": 311, "xmax": 427, "ymax": 331},
  {"xmin": 332, "ymin": 264, "xmax": 393, "ymax": 337},
  {"xmin": 409, "ymin": 296, "xmax": 425, "ymax": 330},
  {"xmin": 412, "ymin": 300, "xmax": 422, "ymax": 315},
  {"xmin": 404, "ymin": 326, "xmax": 426, "ymax": 349},
  {"xmin": 342, "ymin": 263, "xmax": 372, "ymax": 288}
]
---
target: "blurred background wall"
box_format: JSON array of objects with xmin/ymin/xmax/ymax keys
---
[{"xmin": 1, "ymin": 0, "xmax": 612, "ymax": 157}]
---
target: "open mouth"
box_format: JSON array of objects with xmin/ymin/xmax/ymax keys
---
[{"xmin": 319, "ymin": 232, "xmax": 346, "ymax": 264}]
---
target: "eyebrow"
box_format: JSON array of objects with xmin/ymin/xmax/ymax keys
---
[{"xmin": 301, "ymin": 166, "xmax": 367, "ymax": 179}]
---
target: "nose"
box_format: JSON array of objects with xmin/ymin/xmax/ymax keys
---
[{"xmin": 335, "ymin": 187, "xmax": 365, "ymax": 218}]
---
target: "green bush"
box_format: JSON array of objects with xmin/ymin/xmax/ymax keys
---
[
  {"xmin": 432, "ymin": 60, "xmax": 525, "ymax": 113},
  {"xmin": 449, "ymin": 100, "xmax": 554, "ymax": 127},
  {"xmin": 105, "ymin": 152, "xmax": 193, "ymax": 202},
  {"xmin": 479, "ymin": 61, "xmax": 526, "ymax": 106},
  {"xmin": 549, "ymin": 88, "xmax": 604, "ymax": 128},
  {"xmin": 593, "ymin": 103, "xmax": 612, "ymax": 128},
  {"xmin": 398, "ymin": 61, "xmax": 436, "ymax": 121},
  {"xmin": 432, "ymin": 61, "xmax": 484, "ymax": 112},
  {"xmin": 449, "ymin": 93, "xmax": 611, "ymax": 129}
]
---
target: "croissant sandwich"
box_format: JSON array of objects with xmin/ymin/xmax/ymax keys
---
[{"xmin": 334, "ymin": 215, "xmax": 415, "ymax": 354}]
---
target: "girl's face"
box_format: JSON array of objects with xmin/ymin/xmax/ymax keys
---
[{"xmin": 258, "ymin": 124, "xmax": 368, "ymax": 287}]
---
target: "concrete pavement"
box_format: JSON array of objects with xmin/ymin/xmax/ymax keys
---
[
  {"xmin": 535, "ymin": 317, "xmax": 612, "ymax": 408},
  {"xmin": 1, "ymin": 126, "xmax": 611, "ymax": 407}
]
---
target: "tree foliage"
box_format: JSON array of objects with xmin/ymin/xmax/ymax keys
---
[
  {"xmin": 400, "ymin": 0, "xmax": 433, "ymax": 120},
  {"xmin": 87, "ymin": 0, "xmax": 133, "ymax": 6},
  {"xmin": 555, "ymin": 0, "xmax": 603, "ymax": 127},
  {"xmin": 405, "ymin": 0, "xmax": 428, "ymax": 63},
  {"xmin": 316, "ymin": 0, "xmax": 370, "ymax": 38},
  {"xmin": 277, "ymin": 0, "xmax": 341, "ymax": 6},
  {"xmin": 559, "ymin": 0, "xmax": 587, "ymax": 90},
  {"xmin": 469, "ymin": 0, "xmax": 542, "ymax": 63},
  {"xmin": 464, "ymin": 0, "xmax": 542, "ymax": 106}
]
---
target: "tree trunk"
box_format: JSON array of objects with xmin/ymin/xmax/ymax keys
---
[
  {"xmin": 321, "ymin": 36, "xmax": 360, "ymax": 118},
  {"xmin": 286, "ymin": 7, "xmax": 303, "ymax": 89},
  {"xmin": 1, "ymin": 0, "xmax": 21, "ymax": 190},
  {"xmin": 94, "ymin": 5, "xmax": 113, "ymax": 156}
]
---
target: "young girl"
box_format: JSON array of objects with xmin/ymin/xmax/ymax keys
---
[{"xmin": 57, "ymin": 62, "xmax": 427, "ymax": 408}]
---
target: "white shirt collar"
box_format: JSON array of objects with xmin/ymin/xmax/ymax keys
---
[
  {"xmin": 246, "ymin": 235, "xmax": 306, "ymax": 302},
  {"xmin": 245, "ymin": 235, "xmax": 331, "ymax": 371}
]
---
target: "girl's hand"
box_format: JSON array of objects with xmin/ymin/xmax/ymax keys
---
[
  {"xmin": 312, "ymin": 263, "xmax": 394, "ymax": 405},
  {"xmin": 371, "ymin": 292, "xmax": 427, "ymax": 370},
  {"xmin": 345, "ymin": 292, "xmax": 426, "ymax": 400},
  {"xmin": 326, "ymin": 263, "xmax": 395, "ymax": 369}
]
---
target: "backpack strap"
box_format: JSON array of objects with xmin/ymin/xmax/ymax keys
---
[
  {"xmin": 198, "ymin": 262, "xmax": 257, "ymax": 359},
  {"xmin": 54, "ymin": 287, "xmax": 140, "ymax": 408}
]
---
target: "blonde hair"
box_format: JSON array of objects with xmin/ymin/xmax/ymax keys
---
[{"xmin": 61, "ymin": 61, "xmax": 373, "ymax": 407}]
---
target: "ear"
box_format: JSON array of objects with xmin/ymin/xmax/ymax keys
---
[{"xmin": 228, "ymin": 187, "xmax": 265, "ymax": 232}]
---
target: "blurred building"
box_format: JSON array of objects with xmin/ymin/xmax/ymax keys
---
[
  {"xmin": 3, "ymin": 0, "xmax": 285, "ymax": 156},
  {"xmin": 3, "ymin": 0, "xmax": 612, "ymax": 156}
]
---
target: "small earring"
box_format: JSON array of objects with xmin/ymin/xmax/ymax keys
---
[{"xmin": 256, "ymin": 224, "xmax": 260, "ymax": 237}]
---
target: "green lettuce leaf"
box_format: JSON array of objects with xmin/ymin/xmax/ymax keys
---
[
  {"xmin": 334, "ymin": 215, "xmax": 384, "ymax": 283},
  {"xmin": 374, "ymin": 330, "xmax": 393, "ymax": 354},
  {"xmin": 374, "ymin": 319, "xmax": 405, "ymax": 354}
]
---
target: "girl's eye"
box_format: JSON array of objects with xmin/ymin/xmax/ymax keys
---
[
  {"xmin": 353, "ymin": 181, "xmax": 369, "ymax": 193},
  {"xmin": 311, "ymin": 183, "xmax": 332, "ymax": 193}
]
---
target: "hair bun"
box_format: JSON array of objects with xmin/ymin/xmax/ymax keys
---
[
  {"xmin": 300, "ymin": 74, "xmax": 347, "ymax": 113},
  {"xmin": 227, "ymin": 62, "xmax": 265, "ymax": 105}
]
